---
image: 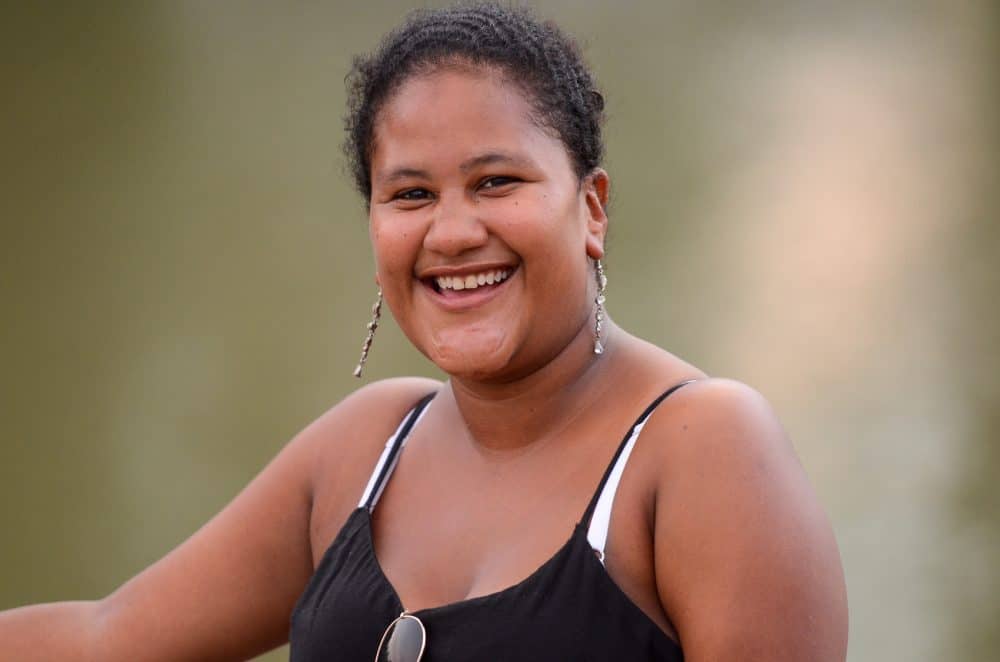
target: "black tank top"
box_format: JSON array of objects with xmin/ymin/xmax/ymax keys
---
[{"xmin": 289, "ymin": 382, "xmax": 693, "ymax": 661}]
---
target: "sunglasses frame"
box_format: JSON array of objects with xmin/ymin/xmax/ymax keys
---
[{"xmin": 374, "ymin": 611, "xmax": 427, "ymax": 662}]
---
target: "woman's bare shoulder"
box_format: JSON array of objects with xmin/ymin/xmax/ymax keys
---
[
  {"xmin": 300, "ymin": 377, "xmax": 443, "ymax": 547},
  {"xmin": 645, "ymin": 377, "xmax": 793, "ymax": 460},
  {"xmin": 302, "ymin": 376, "xmax": 443, "ymax": 461},
  {"xmin": 643, "ymin": 377, "xmax": 848, "ymax": 660},
  {"xmin": 306, "ymin": 377, "xmax": 442, "ymax": 439}
]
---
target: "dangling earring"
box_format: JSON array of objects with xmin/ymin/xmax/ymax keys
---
[
  {"xmin": 353, "ymin": 288, "xmax": 382, "ymax": 378},
  {"xmin": 593, "ymin": 259, "xmax": 607, "ymax": 355}
]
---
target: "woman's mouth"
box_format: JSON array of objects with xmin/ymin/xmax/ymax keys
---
[
  {"xmin": 432, "ymin": 268, "xmax": 512, "ymax": 293},
  {"xmin": 422, "ymin": 266, "xmax": 517, "ymax": 309}
]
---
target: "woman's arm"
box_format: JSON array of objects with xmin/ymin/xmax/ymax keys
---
[
  {"xmin": 652, "ymin": 378, "xmax": 848, "ymax": 661},
  {"xmin": 1, "ymin": 409, "xmax": 318, "ymax": 661},
  {"xmin": 0, "ymin": 377, "xmax": 439, "ymax": 662},
  {"xmin": 0, "ymin": 601, "xmax": 104, "ymax": 660}
]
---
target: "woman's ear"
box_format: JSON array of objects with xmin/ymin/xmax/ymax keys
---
[{"xmin": 583, "ymin": 168, "xmax": 610, "ymax": 259}]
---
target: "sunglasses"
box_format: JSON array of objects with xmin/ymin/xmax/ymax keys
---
[{"xmin": 375, "ymin": 611, "xmax": 427, "ymax": 662}]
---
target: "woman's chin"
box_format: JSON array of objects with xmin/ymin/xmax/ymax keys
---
[
  {"xmin": 425, "ymin": 332, "xmax": 515, "ymax": 381},
  {"xmin": 432, "ymin": 351, "xmax": 514, "ymax": 381}
]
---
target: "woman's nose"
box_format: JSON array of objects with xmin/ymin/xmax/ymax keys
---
[{"xmin": 422, "ymin": 193, "xmax": 488, "ymax": 256}]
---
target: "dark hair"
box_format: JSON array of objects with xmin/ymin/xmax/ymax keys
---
[{"xmin": 344, "ymin": 2, "xmax": 605, "ymax": 202}]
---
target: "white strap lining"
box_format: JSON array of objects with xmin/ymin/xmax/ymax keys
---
[
  {"xmin": 586, "ymin": 418, "xmax": 650, "ymax": 564},
  {"xmin": 358, "ymin": 403, "xmax": 432, "ymax": 511}
]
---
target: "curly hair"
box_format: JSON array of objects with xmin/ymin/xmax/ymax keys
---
[{"xmin": 344, "ymin": 2, "xmax": 606, "ymax": 202}]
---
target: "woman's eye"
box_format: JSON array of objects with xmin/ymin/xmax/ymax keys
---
[
  {"xmin": 480, "ymin": 176, "xmax": 518, "ymax": 190},
  {"xmin": 394, "ymin": 188, "xmax": 431, "ymax": 201}
]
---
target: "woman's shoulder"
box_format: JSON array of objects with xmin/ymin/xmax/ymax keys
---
[
  {"xmin": 303, "ymin": 376, "xmax": 443, "ymax": 462},
  {"xmin": 648, "ymin": 376, "xmax": 788, "ymax": 447},
  {"xmin": 334, "ymin": 376, "xmax": 443, "ymax": 422},
  {"xmin": 294, "ymin": 377, "xmax": 443, "ymax": 552},
  {"xmin": 615, "ymin": 339, "xmax": 785, "ymax": 449},
  {"xmin": 641, "ymin": 377, "xmax": 847, "ymax": 658},
  {"xmin": 637, "ymin": 376, "xmax": 797, "ymax": 492},
  {"xmin": 611, "ymin": 338, "xmax": 794, "ymax": 491}
]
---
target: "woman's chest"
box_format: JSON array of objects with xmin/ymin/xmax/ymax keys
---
[
  {"xmin": 291, "ymin": 505, "xmax": 683, "ymax": 662},
  {"xmin": 303, "ymin": 394, "xmax": 683, "ymax": 641},
  {"xmin": 368, "ymin": 437, "xmax": 672, "ymax": 634}
]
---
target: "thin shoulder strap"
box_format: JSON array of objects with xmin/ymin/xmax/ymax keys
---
[
  {"xmin": 582, "ymin": 379, "xmax": 697, "ymax": 562},
  {"xmin": 359, "ymin": 392, "xmax": 436, "ymax": 512}
]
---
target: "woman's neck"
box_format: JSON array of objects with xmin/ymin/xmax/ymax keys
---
[{"xmin": 447, "ymin": 319, "xmax": 622, "ymax": 454}]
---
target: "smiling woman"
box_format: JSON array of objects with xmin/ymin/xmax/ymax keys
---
[
  {"xmin": 369, "ymin": 68, "xmax": 606, "ymax": 380},
  {"xmin": 0, "ymin": 3, "xmax": 847, "ymax": 661}
]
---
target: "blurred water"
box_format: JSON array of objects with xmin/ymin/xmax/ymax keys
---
[{"xmin": 1, "ymin": 2, "xmax": 997, "ymax": 660}]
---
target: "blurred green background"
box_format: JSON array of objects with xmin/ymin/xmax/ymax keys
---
[{"xmin": 2, "ymin": 2, "xmax": 997, "ymax": 660}]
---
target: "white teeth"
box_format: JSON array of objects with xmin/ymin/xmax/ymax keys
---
[{"xmin": 434, "ymin": 268, "xmax": 513, "ymax": 291}]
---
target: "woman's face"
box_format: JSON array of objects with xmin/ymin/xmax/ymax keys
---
[{"xmin": 368, "ymin": 67, "xmax": 608, "ymax": 381}]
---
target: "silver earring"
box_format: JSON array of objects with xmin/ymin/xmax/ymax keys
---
[
  {"xmin": 594, "ymin": 259, "xmax": 607, "ymax": 355},
  {"xmin": 353, "ymin": 288, "xmax": 382, "ymax": 378}
]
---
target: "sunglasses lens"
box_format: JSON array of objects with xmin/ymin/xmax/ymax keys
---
[{"xmin": 376, "ymin": 614, "xmax": 425, "ymax": 662}]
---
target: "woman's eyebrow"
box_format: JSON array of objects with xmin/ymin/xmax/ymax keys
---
[
  {"xmin": 459, "ymin": 152, "xmax": 532, "ymax": 172},
  {"xmin": 376, "ymin": 153, "xmax": 532, "ymax": 187},
  {"xmin": 376, "ymin": 167, "xmax": 431, "ymax": 187}
]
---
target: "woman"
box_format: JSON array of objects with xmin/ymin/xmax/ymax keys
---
[{"xmin": 1, "ymin": 3, "xmax": 847, "ymax": 660}]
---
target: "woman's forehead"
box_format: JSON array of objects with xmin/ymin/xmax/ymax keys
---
[{"xmin": 370, "ymin": 70, "xmax": 568, "ymax": 176}]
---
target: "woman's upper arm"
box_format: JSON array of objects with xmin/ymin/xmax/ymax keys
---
[
  {"xmin": 94, "ymin": 407, "xmax": 318, "ymax": 661},
  {"xmin": 652, "ymin": 378, "xmax": 848, "ymax": 661},
  {"xmin": 93, "ymin": 377, "xmax": 440, "ymax": 662}
]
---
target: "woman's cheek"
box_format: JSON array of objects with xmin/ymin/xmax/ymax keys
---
[{"xmin": 371, "ymin": 223, "xmax": 412, "ymax": 276}]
